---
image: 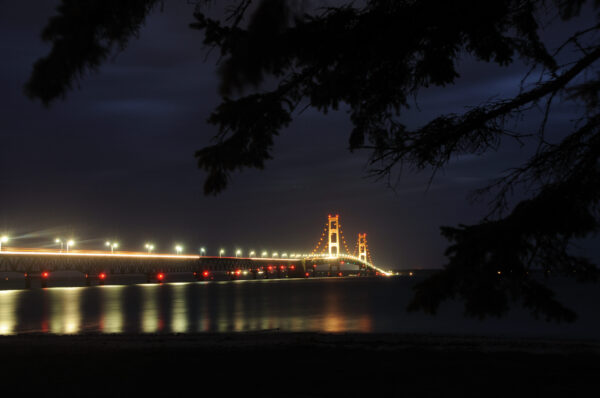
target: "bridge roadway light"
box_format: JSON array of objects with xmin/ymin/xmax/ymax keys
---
[
  {"xmin": 67, "ymin": 240, "xmax": 75, "ymax": 252},
  {"xmin": 0, "ymin": 236, "xmax": 8, "ymax": 251},
  {"xmin": 200, "ymin": 247, "xmax": 206, "ymax": 256},
  {"xmin": 261, "ymin": 251, "xmax": 267, "ymax": 257},
  {"xmin": 272, "ymin": 252, "xmax": 278, "ymax": 257},
  {"xmin": 219, "ymin": 249, "xmax": 225, "ymax": 258},
  {"xmin": 175, "ymin": 245, "xmax": 183, "ymax": 255},
  {"xmin": 282, "ymin": 253, "xmax": 288, "ymax": 258},
  {"xmin": 55, "ymin": 238, "xmax": 64, "ymax": 252},
  {"xmin": 249, "ymin": 251, "xmax": 255, "ymax": 257},
  {"xmin": 145, "ymin": 243, "xmax": 154, "ymax": 254},
  {"xmin": 235, "ymin": 249, "xmax": 242, "ymax": 257},
  {"xmin": 105, "ymin": 241, "xmax": 118, "ymax": 254}
]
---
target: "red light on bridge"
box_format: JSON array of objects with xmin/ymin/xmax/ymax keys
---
[
  {"xmin": 235, "ymin": 269, "xmax": 241, "ymax": 275},
  {"xmin": 203, "ymin": 271, "xmax": 209, "ymax": 277},
  {"xmin": 290, "ymin": 265, "xmax": 295, "ymax": 270},
  {"xmin": 99, "ymin": 272, "xmax": 106, "ymax": 280},
  {"xmin": 157, "ymin": 273, "xmax": 165, "ymax": 281},
  {"xmin": 338, "ymin": 272, "xmax": 342, "ymax": 277},
  {"xmin": 41, "ymin": 272, "xmax": 49, "ymax": 278},
  {"xmin": 268, "ymin": 266, "xmax": 273, "ymax": 271},
  {"xmin": 305, "ymin": 272, "xmax": 310, "ymax": 277},
  {"xmin": 280, "ymin": 265, "xmax": 285, "ymax": 270}
]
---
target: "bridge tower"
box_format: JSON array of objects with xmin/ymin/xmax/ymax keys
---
[
  {"xmin": 328, "ymin": 214, "xmax": 340, "ymax": 257},
  {"xmin": 358, "ymin": 233, "xmax": 367, "ymax": 262}
]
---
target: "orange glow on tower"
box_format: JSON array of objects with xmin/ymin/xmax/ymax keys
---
[
  {"xmin": 358, "ymin": 233, "xmax": 367, "ymax": 262},
  {"xmin": 328, "ymin": 214, "xmax": 340, "ymax": 257}
]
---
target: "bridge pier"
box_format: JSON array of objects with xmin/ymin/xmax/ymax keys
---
[
  {"xmin": 85, "ymin": 272, "xmax": 108, "ymax": 286},
  {"xmin": 194, "ymin": 270, "xmax": 210, "ymax": 281},
  {"xmin": 328, "ymin": 264, "xmax": 340, "ymax": 277},
  {"xmin": 41, "ymin": 272, "xmax": 49, "ymax": 288},
  {"xmin": 22, "ymin": 272, "xmax": 49, "ymax": 288},
  {"xmin": 229, "ymin": 269, "xmax": 241, "ymax": 280},
  {"xmin": 146, "ymin": 272, "xmax": 165, "ymax": 283}
]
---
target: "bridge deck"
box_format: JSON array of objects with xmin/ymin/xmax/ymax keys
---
[{"xmin": 0, "ymin": 249, "xmax": 389, "ymax": 282}]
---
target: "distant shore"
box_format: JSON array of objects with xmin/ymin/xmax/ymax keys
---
[{"xmin": 0, "ymin": 333, "xmax": 597, "ymax": 396}]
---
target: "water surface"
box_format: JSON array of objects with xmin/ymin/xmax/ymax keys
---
[{"xmin": 0, "ymin": 276, "xmax": 598, "ymax": 339}]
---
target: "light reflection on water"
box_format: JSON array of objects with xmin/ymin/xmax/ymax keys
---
[
  {"xmin": 49, "ymin": 288, "xmax": 82, "ymax": 334},
  {"xmin": 0, "ymin": 278, "xmax": 376, "ymax": 335},
  {"xmin": 0, "ymin": 290, "xmax": 20, "ymax": 335},
  {"xmin": 141, "ymin": 284, "xmax": 160, "ymax": 333},
  {"xmin": 0, "ymin": 277, "xmax": 598, "ymax": 339},
  {"xmin": 171, "ymin": 283, "xmax": 188, "ymax": 333},
  {"xmin": 101, "ymin": 286, "xmax": 123, "ymax": 333}
]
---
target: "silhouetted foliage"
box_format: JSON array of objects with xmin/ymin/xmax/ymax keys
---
[
  {"xmin": 26, "ymin": 0, "xmax": 600, "ymax": 322},
  {"xmin": 24, "ymin": 0, "xmax": 161, "ymax": 105}
]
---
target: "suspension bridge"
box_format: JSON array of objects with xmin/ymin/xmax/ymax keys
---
[{"xmin": 0, "ymin": 214, "xmax": 391, "ymax": 287}]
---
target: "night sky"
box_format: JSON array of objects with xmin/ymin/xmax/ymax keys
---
[{"xmin": 0, "ymin": 1, "xmax": 597, "ymax": 269}]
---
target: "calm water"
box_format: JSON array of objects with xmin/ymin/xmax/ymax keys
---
[{"xmin": 0, "ymin": 276, "xmax": 598, "ymax": 339}]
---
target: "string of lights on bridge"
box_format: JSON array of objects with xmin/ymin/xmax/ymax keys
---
[
  {"xmin": 0, "ymin": 214, "xmax": 384, "ymax": 274},
  {"xmin": 1, "ymin": 234, "xmax": 317, "ymax": 259}
]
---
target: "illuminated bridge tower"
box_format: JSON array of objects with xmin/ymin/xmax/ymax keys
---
[
  {"xmin": 328, "ymin": 214, "xmax": 340, "ymax": 258},
  {"xmin": 358, "ymin": 233, "xmax": 367, "ymax": 262}
]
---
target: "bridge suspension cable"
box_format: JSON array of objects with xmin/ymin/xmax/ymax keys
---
[
  {"xmin": 338, "ymin": 222, "xmax": 352, "ymax": 255},
  {"xmin": 310, "ymin": 223, "xmax": 329, "ymax": 256},
  {"xmin": 351, "ymin": 236, "xmax": 359, "ymax": 257},
  {"xmin": 365, "ymin": 237, "xmax": 373, "ymax": 264}
]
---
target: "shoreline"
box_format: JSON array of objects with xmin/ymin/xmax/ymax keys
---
[
  {"xmin": 1, "ymin": 331, "xmax": 598, "ymax": 352},
  {"xmin": 0, "ymin": 332, "xmax": 597, "ymax": 396}
]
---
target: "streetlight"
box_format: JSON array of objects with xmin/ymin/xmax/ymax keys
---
[
  {"xmin": 55, "ymin": 238, "xmax": 63, "ymax": 252},
  {"xmin": 0, "ymin": 236, "xmax": 8, "ymax": 251},
  {"xmin": 219, "ymin": 249, "xmax": 225, "ymax": 258},
  {"xmin": 236, "ymin": 249, "xmax": 242, "ymax": 257},
  {"xmin": 272, "ymin": 252, "xmax": 279, "ymax": 257},
  {"xmin": 282, "ymin": 253, "xmax": 288, "ymax": 258},
  {"xmin": 249, "ymin": 250, "xmax": 256, "ymax": 257},
  {"xmin": 105, "ymin": 241, "xmax": 118, "ymax": 254},
  {"xmin": 175, "ymin": 245, "xmax": 183, "ymax": 255},
  {"xmin": 67, "ymin": 240, "xmax": 75, "ymax": 252},
  {"xmin": 200, "ymin": 247, "xmax": 206, "ymax": 256},
  {"xmin": 261, "ymin": 251, "xmax": 268, "ymax": 257},
  {"xmin": 145, "ymin": 243, "xmax": 154, "ymax": 254}
]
